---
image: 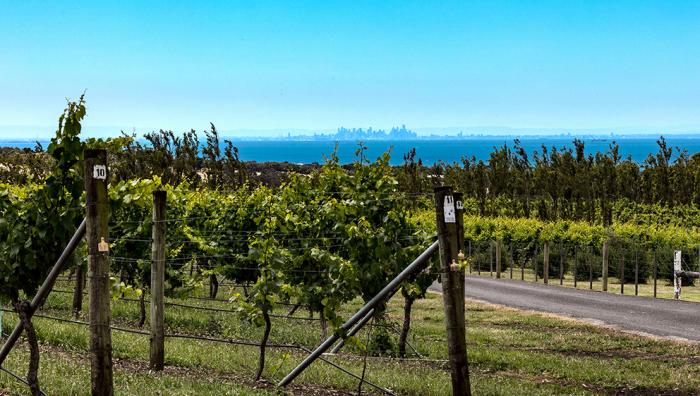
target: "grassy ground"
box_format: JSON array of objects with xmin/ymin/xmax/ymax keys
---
[
  {"xmin": 1, "ymin": 282, "xmax": 699, "ymax": 395},
  {"xmin": 469, "ymin": 266, "xmax": 700, "ymax": 302}
]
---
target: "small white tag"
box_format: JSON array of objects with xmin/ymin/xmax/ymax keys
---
[
  {"xmin": 93, "ymin": 165, "xmax": 107, "ymax": 180},
  {"xmin": 444, "ymin": 195, "xmax": 456, "ymax": 223},
  {"xmin": 98, "ymin": 237, "xmax": 109, "ymax": 253},
  {"xmin": 456, "ymin": 200, "xmax": 464, "ymax": 210}
]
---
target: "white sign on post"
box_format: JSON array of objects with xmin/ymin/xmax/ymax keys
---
[
  {"xmin": 93, "ymin": 165, "xmax": 107, "ymax": 180},
  {"xmin": 674, "ymin": 250, "xmax": 682, "ymax": 299},
  {"xmin": 444, "ymin": 195, "xmax": 456, "ymax": 223}
]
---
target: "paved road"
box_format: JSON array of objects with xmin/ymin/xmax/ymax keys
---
[{"xmin": 430, "ymin": 276, "xmax": 700, "ymax": 342}]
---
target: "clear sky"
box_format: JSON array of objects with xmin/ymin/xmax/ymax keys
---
[{"xmin": 1, "ymin": 1, "xmax": 700, "ymax": 138}]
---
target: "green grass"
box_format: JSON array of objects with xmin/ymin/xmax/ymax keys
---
[{"xmin": 1, "ymin": 283, "xmax": 700, "ymax": 395}]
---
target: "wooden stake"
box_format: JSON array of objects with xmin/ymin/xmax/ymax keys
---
[
  {"xmin": 573, "ymin": 247, "xmax": 578, "ymax": 288},
  {"xmin": 602, "ymin": 240, "xmax": 609, "ymax": 292},
  {"xmin": 653, "ymin": 250, "xmax": 657, "ymax": 298},
  {"xmin": 495, "ymin": 241, "xmax": 502, "ymax": 279},
  {"xmin": 589, "ymin": 246, "xmax": 593, "ymax": 290},
  {"xmin": 477, "ymin": 244, "xmax": 481, "ymax": 275},
  {"xmin": 509, "ymin": 245, "xmax": 514, "ymax": 279},
  {"xmin": 84, "ymin": 149, "xmax": 113, "ymax": 396},
  {"xmin": 434, "ymin": 186, "xmax": 471, "ymax": 396},
  {"xmin": 72, "ymin": 256, "xmax": 85, "ymax": 318},
  {"xmin": 468, "ymin": 240, "xmax": 472, "ymax": 274},
  {"xmin": 634, "ymin": 248, "xmax": 639, "ymax": 296},
  {"xmin": 454, "ymin": 192, "xmax": 466, "ymax": 305},
  {"xmin": 620, "ymin": 255, "xmax": 625, "ymax": 295},
  {"xmin": 534, "ymin": 245, "xmax": 539, "ymax": 282},
  {"xmin": 150, "ymin": 190, "xmax": 167, "ymax": 370},
  {"xmin": 521, "ymin": 245, "xmax": 525, "ymax": 281},
  {"xmin": 559, "ymin": 245, "xmax": 564, "ymax": 285},
  {"xmin": 543, "ymin": 242, "xmax": 550, "ymax": 285}
]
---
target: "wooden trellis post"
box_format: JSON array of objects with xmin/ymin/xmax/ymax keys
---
[
  {"xmin": 454, "ymin": 192, "xmax": 466, "ymax": 305},
  {"xmin": 434, "ymin": 186, "xmax": 471, "ymax": 396},
  {"xmin": 602, "ymin": 240, "xmax": 609, "ymax": 292},
  {"xmin": 72, "ymin": 256, "xmax": 86, "ymax": 317},
  {"xmin": 634, "ymin": 248, "xmax": 639, "ymax": 296},
  {"xmin": 559, "ymin": 245, "xmax": 564, "ymax": 285},
  {"xmin": 589, "ymin": 246, "xmax": 593, "ymax": 290},
  {"xmin": 510, "ymin": 245, "xmax": 514, "ymax": 279},
  {"xmin": 674, "ymin": 250, "xmax": 682, "ymax": 300},
  {"xmin": 573, "ymin": 247, "xmax": 578, "ymax": 288},
  {"xmin": 620, "ymin": 255, "xmax": 625, "ymax": 295},
  {"xmin": 495, "ymin": 241, "xmax": 502, "ymax": 279},
  {"xmin": 84, "ymin": 149, "xmax": 113, "ymax": 396},
  {"xmin": 150, "ymin": 190, "xmax": 167, "ymax": 370},
  {"xmin": 653, "ymin": 250, "xmax": 658, "ymax": 298},
  {"xmin": 543, "ymin": 242, "xmax": 550, "ymax": 284}
]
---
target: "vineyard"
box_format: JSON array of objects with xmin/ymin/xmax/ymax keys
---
[{"xmin": 1, "ymin": 99, "xmax": 700, "ymax": 395}]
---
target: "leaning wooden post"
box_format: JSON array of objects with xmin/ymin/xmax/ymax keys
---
[
  {"xmin": 84, "ymin": 149, "xmax": 113, "ymax": 396},
  {"xmin": 150, "ymin": 190, "xmax": 167, "ymax": 370},
  {"xmin": 495, "ymin": 240, "xmax": 502, "ymax": 279},
  {"xmin": 434, "ymin": 186, "xmax": 471, "ymax": 396},
  {"xmin": 543, "ymin": 241, "xmax": 550, "ymax": 284},
  {"xmin": 602, "ymin": 239, "xmax": 609, "ymax": 292}
]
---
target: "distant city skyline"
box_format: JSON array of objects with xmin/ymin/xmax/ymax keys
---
[
  {"xmin": 1, "ymin": 1, "xmax": 699, "ymax": 139},
  {"xmin": 2, "ymin": 124, "xmax": 700, "ymax": 142}
]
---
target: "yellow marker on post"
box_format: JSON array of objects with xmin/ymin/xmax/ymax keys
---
[{"xmin": 98, "ymin": 237, "xmax": 110, "ymax": 253}]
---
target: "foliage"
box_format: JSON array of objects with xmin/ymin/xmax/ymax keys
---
[
  {"xmin": 0, "ymin": 96, "xmax": 87, "ymax": 300},
  {"xmin": 108, "ymin": 125, "xmax": 247, "ymax": 189},
  {"xmin": 404, "ymin": 137, "xmax": 700, "ymax": 226}
]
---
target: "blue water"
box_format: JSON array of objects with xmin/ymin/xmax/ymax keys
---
[
  {"xmin": 231, "ymin": 137, "xmax": 700, "ymax": 165},
  {"xmin": 3, "ymin": 136, "xmax": 700, "ymax": 166}
]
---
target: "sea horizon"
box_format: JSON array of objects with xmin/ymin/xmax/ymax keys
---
[{"xmin": 2, "ymin": 135, "xmax": 699, "ymax": 166}]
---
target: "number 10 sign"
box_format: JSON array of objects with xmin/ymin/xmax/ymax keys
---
[{"xmin": 93, "ymin": 165, "xmax": 107, "ymax": 180}]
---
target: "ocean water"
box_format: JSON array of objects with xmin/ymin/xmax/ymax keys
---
[
  {"xmin": 221, "ymin": 137, "xmax": 700, "ymax": 165},
  {"xmin": 3, "ymin": 136, "xmax": 700, "ymax": 166}
]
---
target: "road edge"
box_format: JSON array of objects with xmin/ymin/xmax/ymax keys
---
[{"xmin": 427, "ymin": 289, "xmax": 699, "ymax": 345}]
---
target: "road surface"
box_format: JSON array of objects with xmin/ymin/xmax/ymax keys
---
[{"xmin": 430, "ymin": 276, "xmax": 700, "ymax": 342}]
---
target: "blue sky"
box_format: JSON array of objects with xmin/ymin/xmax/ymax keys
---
[{"xmin": 1, "ymin": 1, "xmax": 700, "ymax": 138}]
